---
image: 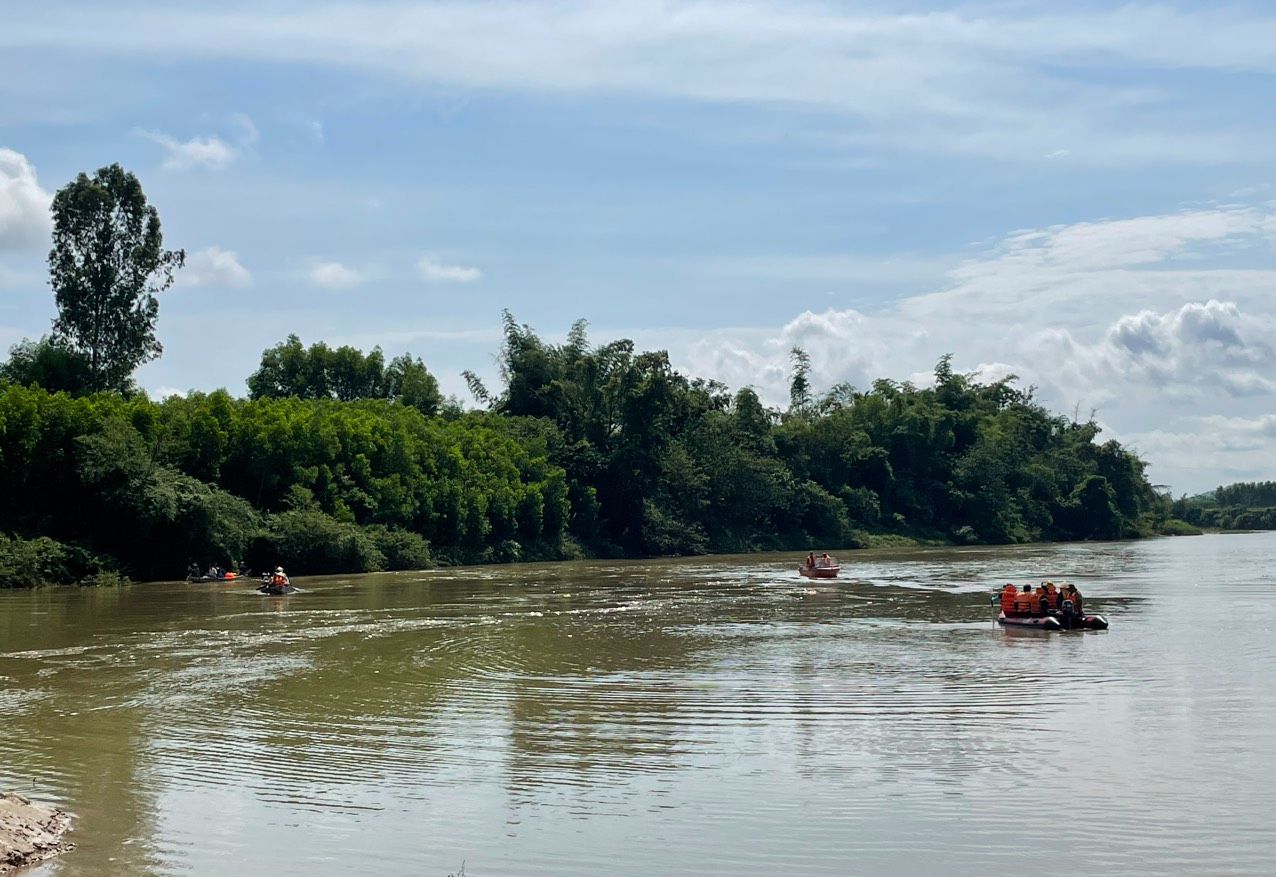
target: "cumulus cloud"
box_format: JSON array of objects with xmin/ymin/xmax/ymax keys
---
[
  {"xmin": 136, "ymin": 129, "xmax": 238, "ymax": 171},
  {"xmin": 1100, "ymin": 301, "xmax": 1275, "ymax": 395},
  {"xmin": 1117, "ymin": 415, "xmax": 1276, "ymax": 491},
  {"xmin": 643, "ymin": 204, "xmax": 1276, "ymax": 492},
  {"xmin": 309, "ymin": 261, "xmax": 363, "ymax": 289},
  {"xmin": 0, "ymin": 148, "xmax": 52, "ymax": 250},
  {"xmin": 417, "ymin": 255, "xmax": 481, "ymax": 283},
  {"xmin": 181, "ymin": 246, "xmax": 251, "ymax": 288}
]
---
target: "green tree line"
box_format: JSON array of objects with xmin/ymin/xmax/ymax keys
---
[
  {"xmin": 1171, "ymin": 481, "xmax": 1276, "ymax": 531},
  {"xmin": 0, "ymin": 161, "xmax": 1190, "ymax": 586}
]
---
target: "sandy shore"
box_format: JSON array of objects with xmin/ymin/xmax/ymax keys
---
[{"xmin": 0, "ymin": 793, "xmax": 72, "ymax": 874}]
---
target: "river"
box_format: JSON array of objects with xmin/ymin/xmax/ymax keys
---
[{"xmin": 2, "ymin": 533, "xmax": 1273, "ymax": 877}]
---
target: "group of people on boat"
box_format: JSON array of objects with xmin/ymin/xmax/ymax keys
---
[
  {"xmin": 187, "ymin": 561, "xmax": 238, "ymax": 580},
  {"xmin": 999, "ymin": 582, "xmax": 1083, "ymax": 617},
  {"xmin": 804, "ymin": 553, "xmax": 835, "ymax": 569}
]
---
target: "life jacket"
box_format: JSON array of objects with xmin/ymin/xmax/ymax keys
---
[
  {"xmin": 1045, "ymin": 584, "xmax": 1059, "ymax": 611},
  {"xmin": 1013, "ymin": 589, "xmax": 1034, "ymax": 614},
  {"xmin": 272, "ymin": 574, "xmax": 286, "ymax": 588},
  {"xmin": 1000, "ymin": 586, "xmax": 1018, "ymax": 613}
]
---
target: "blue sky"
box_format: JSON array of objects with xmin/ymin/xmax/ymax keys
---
[{"xmin": 3, "ymin": 0, "xmax": 1276, "ymax": 495}]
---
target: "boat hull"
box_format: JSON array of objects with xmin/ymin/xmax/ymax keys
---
[
  {"xmin": 998, "ymin": 610, "xmax": 1107, "ymax": 631},
  {"xmin": 257, "ymin": 584, "xmax": 297, "ymax": 596},
  {"xmin": 187, "ymin": 574, "xmax": 242, "ymax": 584},
  {"xmin": 798, "ymin": 566, "xmax": 840, "ymax": 579}
]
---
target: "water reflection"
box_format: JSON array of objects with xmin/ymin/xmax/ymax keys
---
[{"xmin": 1, "ymin": 535, "xmax": 1274, "ymax": 876}]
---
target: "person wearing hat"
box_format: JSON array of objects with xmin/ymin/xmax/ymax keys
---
[{"xmin": 270, "ymin": 566, "xmax": 290, "ymax": 587}]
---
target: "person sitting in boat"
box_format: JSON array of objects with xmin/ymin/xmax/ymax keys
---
[
  {"xmin": 1062, "ymin": 584, "xmax": 1083, "ymax": 614},
  {"xmin": 1045, "ymin": 582, "xmax": 1059, "ymax": 611},
  {"xmin": 270, "ymin": 567, "xmax": 290, "ymax": 587},
  {"xmin": 187, "ymin": 562, "xmax": 200, "ymax": 579},
  {"xmin": 1035, "ymin": 584, "xmax": 1051, "ymax": 616},
  {"xmin": 1013, "ymin": 584, "xmax": 1034, "ymax": 616},
  {"xmin": 819, "ymin": 553, "xmax": 832, "ymax": 568},
  {"xmin": 999, "ymin": 584, "xmax": 1018, "ymax": 615},
  {"xmin": 208, "ymin": 563, "xmax": 221, "ymax": 579}
]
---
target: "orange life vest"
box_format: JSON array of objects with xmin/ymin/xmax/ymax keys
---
[{"xmin": 1000, "ymin": 586, "xmax": 1018, "ymax": 613}]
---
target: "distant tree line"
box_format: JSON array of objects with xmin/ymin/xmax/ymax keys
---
[
  {"xmin": 0, "ymin": 161, "xmax": 1192, "ymax": 587},
  {"xmin": 1172, "ymin": 481, "xmax": 1276, "ymax": 531}
]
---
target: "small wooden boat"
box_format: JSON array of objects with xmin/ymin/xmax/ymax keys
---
[
  {"xmin": 257, "ymin": 575, "xmax": 296, "ymax": 595},
  {"xmin": 257, "ymin": 582, "xmax": 296, "ymax": 595},
  {"xmin": 798, "ymin": 560, "xmax": 840, "ymax": 579},
  {"xmin": 187, "ymin": 573, "xmax": 243, "ymax": 583}
]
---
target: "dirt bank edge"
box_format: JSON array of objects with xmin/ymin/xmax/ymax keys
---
[{"xmin": 0, "ymin": 793, "xmax": 73, "ymax": 874}]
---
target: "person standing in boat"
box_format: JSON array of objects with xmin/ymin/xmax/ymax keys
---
[{"xmin": 806, "ymin": 552, "xmax": 816, "ymax": 569}]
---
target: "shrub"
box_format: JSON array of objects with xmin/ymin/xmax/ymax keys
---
[
  {"xmin": 260, "ymin": 510, "xmax": 384, "ymax": 575},
  {"xmin": 367, "ymin": 526, "xmax": 434, "ymax": 571},
  {"xmin": 0, "ymin": 534, "xmax": 119, "ymax": 588}
]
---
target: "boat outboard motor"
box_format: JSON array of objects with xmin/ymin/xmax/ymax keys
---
[{"xmin": 1059, "ymin": 598, "xmax": 1076, "ymax": 630}]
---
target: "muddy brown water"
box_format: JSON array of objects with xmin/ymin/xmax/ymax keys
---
[{"xmin": 2, "ymin": 534, "xmax": 1274, "ymax": 876}]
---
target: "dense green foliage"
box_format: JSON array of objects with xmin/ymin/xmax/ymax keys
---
[
  {"xmin": 0, "ymin": 336, "xmax": 94, "ymax": 395},
  {"xmin": 1, "ymin": 314, "xmax": 1184, "ymax": 587},
  {"xmin": 1173, "ymin": 481, "xmax": 1276, "ymax": 531},
  {"xmin": 1214, "ymin": 481, "xmax": 1276, "ymax": 508},
  {"xmin": 48, "ymin": 163, "xmax": 184, "ymax": 393},
  {"xmin": 248, "ymin": 335, "xmax": 442, "ymax": 415},
  {"xmin": 0, "ymin": 159, "xmax": 1191, "ymax": 586}
]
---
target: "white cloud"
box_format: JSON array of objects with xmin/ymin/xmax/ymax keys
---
[
  {"xmin": 136, "ymin": 129, "xmax": 238, "ymax": 171},
  {"xmin": 0, "ymin": 148, "xmax": 52, "ymax": 251},
  {"xmin": 12, "ymin": 2, "xmax": 1276, "ymax": 164},
  {"xmin": 642, "ymin": 204, "xmax": 1276, "ymax": 493},
  {"xmin": 150, "ymin": 385, "xmax": 187, "ymax": 399},
  {"xmin": 309, "ymin": 261, "xmax": 363, "ymax": 289},
  {"xmin": 417, "ymin": 255, "xmax": 481, "ymax": 283},
  {"xmin": 181, "ymin": 246, "xmax": 251, "ymax": 288},
  {"xmin": 1117, "ymin": 415, "xmax": 1276, "ymax": 492}
]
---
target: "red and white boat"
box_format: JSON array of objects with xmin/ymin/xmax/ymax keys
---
[{"xmin": 798, "ymin": 558, "xmax": 840, "ymax": 579}]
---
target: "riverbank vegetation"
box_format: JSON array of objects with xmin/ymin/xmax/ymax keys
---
[
  {"xmin": 1173, "ymin": 482, "xmax": 1276, "ymax": 531},
  {"xmin": 0, "ymin": 162, "xmax": 1189, "ymax": 587}
]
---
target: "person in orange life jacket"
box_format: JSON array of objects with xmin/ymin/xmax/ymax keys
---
[
  {"xmin": 1034, "ymin": 584, "xmax": 1051, "ymax": 616},
  {"xmin": 1013, "ymin": 584, "xmax": 1034, "ymax": 615},
  {"xmin": 999, "ymin": 584, "xmax": 1018, "ymax": 614},
  {"xmin": 271, "ymin": 566, "xmax": 289, "ymax": 587},
  {"xmin": 1045, "ymin": 582, "xmax": 1059, "ymax": 611},
  {"xmin": 806, "ymin": 553, "xmax": 816, "ymax": 569}
]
